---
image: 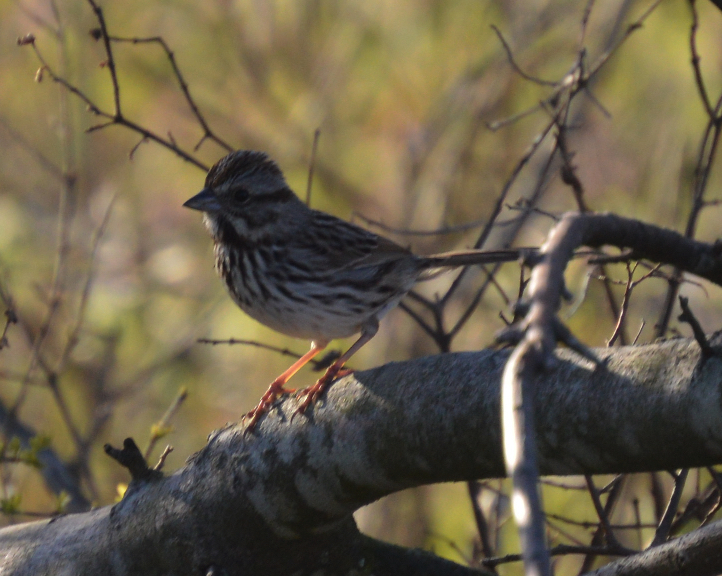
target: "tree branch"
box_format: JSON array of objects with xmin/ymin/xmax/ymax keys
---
[{"xmin": 2, "ymin": 336, "xmax": 722, "ymax": 574}]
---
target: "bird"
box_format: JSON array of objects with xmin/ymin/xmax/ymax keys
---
[{"xmin": 184, "ymin": 150, "xmax": 524, "ymax": 430}]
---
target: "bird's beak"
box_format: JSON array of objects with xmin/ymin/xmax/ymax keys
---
[{"xmin": 183, "ymin": 188, "xmax": 221, "ymax": 212}]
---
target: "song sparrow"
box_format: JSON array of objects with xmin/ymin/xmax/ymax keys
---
[{"xmin": 184, "ymin": 150, "xmax": 524, "ymax": 429}]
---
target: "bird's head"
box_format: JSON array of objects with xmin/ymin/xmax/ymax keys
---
[{"xmin": 183, "ymin": 150, "xmax": 303, "ymax": 239}]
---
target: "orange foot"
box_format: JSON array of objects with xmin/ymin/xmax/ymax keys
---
[
  {"xmin": 295, "ymin": 366, "xmax": 353, "ymax": 415},
  {"xmin": 244, "ymin": 380, "xmax": 296, "ymax": 432}
]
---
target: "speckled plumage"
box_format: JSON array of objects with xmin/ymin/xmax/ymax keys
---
[{"xmin": 184, "ymin": 150, "xmax": 521, "ymax": 428}]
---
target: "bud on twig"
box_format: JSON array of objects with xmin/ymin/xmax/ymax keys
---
[{"xmin": 17, "ymin": 33, "xmax": 36, "ymax": 46}]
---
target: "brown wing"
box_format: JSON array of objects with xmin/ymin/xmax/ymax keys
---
[{"xmin": 292, "ymin": 209, "xmax": 413, "ymax": 273}]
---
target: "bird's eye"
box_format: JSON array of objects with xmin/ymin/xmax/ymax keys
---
[{"xmin": 233, "ymin": 187, "xmax": 250, "ymax": 203}]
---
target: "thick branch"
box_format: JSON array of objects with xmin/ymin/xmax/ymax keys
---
[
  {"xmin": 588, "ymin": 519, "xmax": 722, "ymax": 576},
  {"xmin": 1, "ymin": 337, "xmax": 722, "ymax": 575}
]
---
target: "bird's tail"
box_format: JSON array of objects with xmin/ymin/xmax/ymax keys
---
[{"xmin": 422, "ymin": 248, "xmax": 532, "ymax": 269}]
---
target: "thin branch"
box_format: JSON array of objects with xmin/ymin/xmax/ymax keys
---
[
  {"xmin": 153, "ymin": 445, "xmax": 174, "ymax": 471},
  {"xmin": 579, "ymin": 0, "xmax": 597, "ymax": 47},
  {"xmin": 557, "ymin": 126, "xmax": 589, "ymax": 213},
  {"xmin": 352, "ymin": 211, "xmax": 491, "ymax": 237},
  {"xmin": 546, "ymin": 517, "xmax": 590, "ymax": 547},
  {"xmin": 688, "ymin": 0, "xmax": 714, "ymax": 119},
  {"xmin": 0, "ymin": 269, "xmax": 17, "ymax": 353},
  {"xmin": 488, "ymin": 0, "xmax": 661, "ymax": 134},
  {"xmin": 56, "ymin": 193, "xmax": 116, "ymax": 374},
  {"xmin": 669, "ymin": 469, "xmax": 721, "ymax": 534},
  {"xmin": 547, "ymin": 513, "xmax": 656, "ymax": 531},
  {"xmin": 480, "ymin": 543, "xmax": 634, "ymax": 569},
  {"xmin": 651, "ymin": 469, "xmax": 689, "ymax": 546},
  {"xmin": 305, "ymin": 129, "xmax": 321, "ymax": 206},
  {"xmin": 29, "ymin": 41, "xmax": 209, "ymax": 170},
  {"xmin": 448, "ymin": 272, "xmax": 507, "ymax": 342},
  {"xmin": 606, "ymin": 262, "xmax": 660, "ymax": 347},
  {"xmin": 197, "ymin": 338, "xmax": 342, "ymax": 371},
  {"xmin": 144, "ymin": 388, "xmax": 188, "ymax": 461},
  {"xmin": 584, "ymin": 0, "xmax": 665, "ymax": 86},
  {"xmin": 678, "ymin": 296, "xmax": 713, "ymax": 357},
  {"xmin": 585, "ymin": 475, "xmax": 623, "ymax": 550},
  {"xmin": 441, "ymin": 118, "xmax": 557, "ymax": 307},
  {"xmin": 104, "ymin": 34, "xmax": 234, "ymax": 153},
  {"xmin": 655, "ymin": 0, "xmax": 722, "ymax": 337},
  {"xmin": 0, "ymin": 117, "xmax": 64, "ymax": 180},
  {"xmin": 490, "ymin": 25, "xmax": 558, "ymax": 87},
  {"xmin": 86, "ymin": 0, "xmax": 120, "ymax": 115},
  {"xmin": 467, "ymin": 481, "xmax": 497, "ymax": 570},
  {"xmin": 21, "ymin": 23, "xmax": 210, "ymax": 171},
  {"xmin": 397, "ymin": 301, "xmax": 440, "ymax": 344},
  {"xmin": 0, "ymin": 398, "xmax": 89, "ymax": 512}
]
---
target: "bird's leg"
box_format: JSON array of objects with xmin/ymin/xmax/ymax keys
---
[
  {"xmin": 296, "ymin": 321, "xmax": 379, "ymax": 414},
  {"xmin": 245, "ymin": 341, "xmax": 326, "ymax": 431}
]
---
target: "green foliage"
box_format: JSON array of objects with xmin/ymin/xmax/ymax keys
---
[
  {"xmin": 0, "ymin": 495, "xmax": 22, "ymax": 516},
  {"xmin": 53, "ymin": 491, "xmax": 71, "ymax": 515},
  {"xmin": 0, "ymin": 434, "xmax": 50, "ymax": 469}
]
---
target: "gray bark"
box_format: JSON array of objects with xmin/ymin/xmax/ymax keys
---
[
  {"xmin": 1, "ymin": 336, "xmax": 722, "ymax": 575},
  {"xmin": 587, "ymin": 520, "xmax": 722, "ymax": 576}
]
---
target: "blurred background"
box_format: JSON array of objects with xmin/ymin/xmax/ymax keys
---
[{"xmin": 1, "ymin": 0, "xmax": 722, "ymax": 573}]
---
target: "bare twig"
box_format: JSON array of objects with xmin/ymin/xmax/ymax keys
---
[
  {"xmin": 0, "ymin": 271, "xmax": 17, "ymax": 352},
  {"xmin": 27, "ymin": 39, "xmax": 208, "ymax": 171},
  {"xmin": 585, "ymin": 475, "xmax": 623, "ymax": 550},
  {"xmin": 669, "ymin": 469, "xmax": 722, "ymax": 534},
  {"xmin": 305, "ymin": 129, "xmax": 321, "ymax": 206},
  {"xmin": 467, "ymin": 481, "xmax": 497, "ymax": 569},
  {"xmin": 397, "ymin": 301, "xmax": 439, "ymax": 344},
  {"xmin": 441, "ymin": 118, "xmax": 557, "ymax": 308},
  {"xmin": 655, "ymin": 0, "xmax": 722, "ymax": 337},
  {"xmin": 480, "ymin": 542, "xmax": 634, "ymax": 570},
  {"xmin": 0, "ymin": 117, "xmax": 64, "ymax": 180},
  {"xmin": 197, "ymin": 338, "xmax": 340, "ymax": 371},
  {"xmin": 352, "ymin": 212, "xmax": 491, "ymax": 237},
  {"xmin": 678, "ymin": 296, "xmax": 713, "ymax": 357},
  {"xmin": 153, "ymin": 445, "xmax": 174, "ymax": 471},
  {"xmin": 583, "ymin": 0, "xmax": 665, "ymax": 86},
  {"xmin": 5, "ymin": 13, "xmax": 82, "ymax": 474},
  {"xmin": 557, "ymin": 127, "xmax": 589, "ymax": 213},
  {"xmin": 104, "ymin": 34, "xmax": 234, "ymax": 153},
  {"xmin": 86, "ymin": 0, "xmax": 120, "ymax": 114},
  {"xmin": 488, "ymin": 1, "xmax": 661, "ymax": 133},
  {"xmin": 20, "ymin": 5, "xmax": 213, "ymax": 172},
  {"xmin": 688, "ymin": 0, "xmax": 714, "ymax": 119},
  {"xmin": 651, "ymin": 469, "xmax": 689, "ymax": 546},
  {"xmin": 606, "ymin": 262, "xmax": 660, "ymax": 346},
  {"xmin": 56, "ymin": 194, "xmax": 117, "ymax": 375},
  {"xmin": 144, "ymin": 388, "xmax": 189, "ymax": 461},
  {"xmin": 547, "ymin": 513, "xmax": 656, "ymax": 531},
  {"xmin": 490, "ymin": 25, "xmax": 557, "ymax": 87}
]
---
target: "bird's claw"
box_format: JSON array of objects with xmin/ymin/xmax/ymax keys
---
[
  {"xmin": 243, "ymin": 381, "xmax": 295, "ymax": 433},
  {"xmin": 294, "ymin": 367, "xmax": 352, "ymax": 416}
]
